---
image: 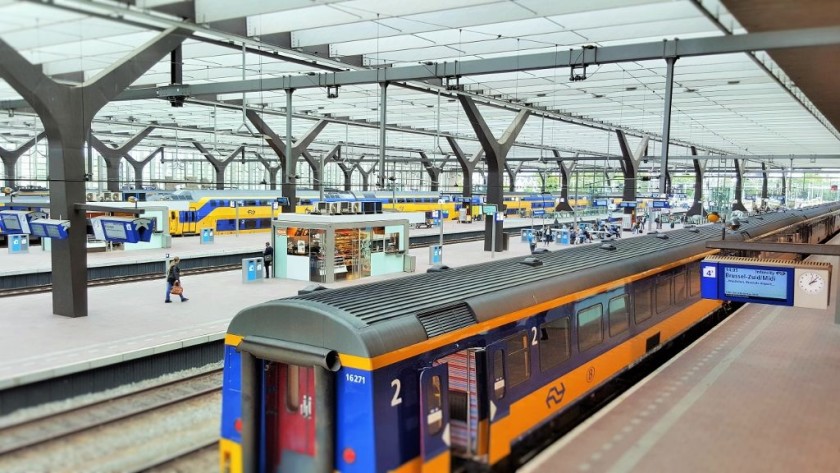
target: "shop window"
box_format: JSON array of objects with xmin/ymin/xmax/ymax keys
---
[
  {"xmin": 656, "ymin": 278, "xmax": 672, "ymax": 314},
  {"xmin": 578, "ymin": 304, "xmax": 604, "ymax": 352},
  {"xmin": 609, "ymin": 295, "xmax": 630, "ymax": 337},
  {"xmin": 539, "ymin": 317, "xmax": 570, "ymax": 371},
  {"xmin": 635, "ymin": 284, "xmax": 653, "ymax": 324},
  {"xmin": 506, "ymin": 333, "xmax": 531, "ymax": 388}
]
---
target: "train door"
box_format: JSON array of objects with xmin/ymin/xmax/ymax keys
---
[
  {"xmin": 264, "ymin": 363, "xmax": 318, "ymax": 472},
  {"xmin": 186, "ymin": 207, "xmax": 198, "ymax": 234},
  {"xmin": 419, "ymin": 364, "xmax": 451, "ymax": 473}
]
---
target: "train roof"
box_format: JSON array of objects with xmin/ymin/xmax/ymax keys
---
[{"xmin": 228, "ymin": 205, "xmax": 839, "ymax": 358}]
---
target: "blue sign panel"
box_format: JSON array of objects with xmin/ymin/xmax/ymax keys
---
[
  {"xmin": 619, "ymin": 201, "xmax": 637, "ymax": 208},
  {"xmin": 652, "ymin": 200, "xmax": 671, "ymax": 209},
  {"xmin": 532, "ymin": 209, "xmax": 545, "ymax": 216},
  {"xmin": 701, "ymin": 259, "xmax": 794, "ymax": 306},
  {"xmin": 593, "ymin": 199, "xmax": 608, "ymax": 207}
]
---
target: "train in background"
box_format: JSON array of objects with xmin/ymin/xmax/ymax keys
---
[
  {"xmin": 4, "ymin": 189, "xmax": 592, "ymax": 238},
  {"xmin": 219, "ymin": 202, "xmax": 840, "ymax": 473}
]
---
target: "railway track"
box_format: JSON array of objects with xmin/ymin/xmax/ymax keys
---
[{"xmin": 0, "ymin": 370, "xmax": 222, "ymax": 473}]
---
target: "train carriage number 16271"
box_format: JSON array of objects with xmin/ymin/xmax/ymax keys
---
[{"xmin": 345, "ymin": 373, "xmax": 366, "ymax": 384}]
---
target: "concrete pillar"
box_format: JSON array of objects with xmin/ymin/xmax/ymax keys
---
[
  {"xmin": 447, "ymin": 137, "xmax": 484, "ymax": 204},
  {"xmin": 89, "ymin": 126, "xmax": 155, "ymax": 191},
  {"xmin": 504, "ymin": 161, "xmax": 524, "ymax": 192},
  {"xmin": 192, "ymin": 142, "xmax": 245, "ymax": 190},
  {"xmin": 732, "ymin": 160, "xmax": 748, "ymax": 212},
  {"xmin": 246, "ymin": 109, "xmax": 327, "ymax": 212},
  {"xmin": 254, "ymin": 152, "xmax": 281, "ymax": 190},
  {"xmin": 686, "ymin": 146, "xmax": 707, "ymax": 217},
  {"xmin": 125, "ymin": 146, "xmax": 164, "ymax": 190},
  {"xmin": 616, "ymin": 130, "xmax": 649, "ymax": 229},
  {"xmin": 760, "ymin": 162, "xmax": 769, "ymax": 209},
  {"xmin": 659, "ymin": 56, "xmax": 676, "ymax": 196},
  {"xmin": 419, "ymin": 152, "xmax": 450, "ymax": 192},
  {"xmin": 0, "ymin": 131, "xmax": 46, "ymax": 188},
  {"xmin": 0, "ymin": 27, "xmax": 187, "ymax": 317},
  {"xmin": 552, "ymin": 150, "xmax": 576, "ymax": 212},
  {"xmin": 355, "ymin": 159, "xmax": 377, "ymax": 192},
  {"xmin": 458, "ymin": 96, "xmax": 529, "ymax": 251}
]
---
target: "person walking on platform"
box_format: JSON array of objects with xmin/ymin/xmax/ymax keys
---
[
  {"xmin": 165, "ymin": 256, "xmax": 188, "ymax": 303},
  {"xmin": 263, "ymin": 241, "xmax": 274, "ymax": 278}
]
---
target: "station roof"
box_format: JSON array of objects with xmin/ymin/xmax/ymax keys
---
[{"xmin": 0, "ymin": 0, "xmax": 837, "ymax": 172}]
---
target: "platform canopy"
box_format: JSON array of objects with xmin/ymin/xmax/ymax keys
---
[{"xmin": 0, "ymin": 0, "xmax": 837, "ymax": 169}]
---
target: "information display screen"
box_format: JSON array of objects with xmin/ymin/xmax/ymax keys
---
[
  {"xmin": 723, "ymin": 266, "xmax": 789, "ymax": 302},
  {"xmin": 103, "ymin": 221, "xmax": 128, "ymax": 240},
  {"xmin": 46, "ymin": 225, "xmax": 62, "ymax": 239},
  {"xmin": 1, "ymin": 214, "xmax": 21, "ymax": 231}
]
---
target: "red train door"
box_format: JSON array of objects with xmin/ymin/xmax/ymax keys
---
[{"xmin": 266, "ymin": 363, "xmax": 317, "ymax": 472}]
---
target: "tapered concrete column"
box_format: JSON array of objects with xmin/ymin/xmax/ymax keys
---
[
  {"xmin": 193, "ymin": 142, "xmax": 244, "ymax": 190},
  {"xmin": 616, "ymin": 130, "xmax": 649, "ymax": 230},
  {"xmin": 760, "ymin": 162, "xmax": 769, "ymax": 209},
  {"xmin": 89, "ymin": 126, "xmax": 155, "ymax": 191},
  {"xmin": 355, "ymin": 158, "xmax": 377, "ymax": 191},
  {"xmin": 0, "ymin": 27, "xmax": 187, "ymax": 317},
  {"xmin": 659, "ymin": 57, "xmax": 676, "ymax": 196},
  {"xmin": 552, "ymin": 150, "xmax": 576, "ymax": 212},
  {"xmin": 447, "ymin": 137, "xmax": 484, "ymax": 202},
  {"xmin": 419, "ymin": 152, "xmax": 449, "ymax": 191},
  {"xmin": 504, "ymin": 161, "xmax": 524, "ymax": 192},
  {"xmin": 0, "ymin": 131, "xmax": 45, "ymax": 188},
  {"xmin": 732, "ymin": 160, "xmax": 748, "ymax": 212},
  {"xmin": 254, "ymin": 152, "xmax": 281, "ymax": 189},
  {"xmin": 124, "ymin": 146, "xmax": 163, "ymax": 190},
  {"xmin": 323, "ymin": 145, "xmax": 352, "ymax": 191},
  {"xmin": 686, "ymin": 146, "xmax": 707, "ymax": 217},
  {"xmin": 458, "ymin": 96, "xmax": 529, "ymax": 251},
  {"xmin": 246, "ymin": 109, "xmax": 327, "ymax": 211},
  {"xmin": 781, "ymin": 170, "xmax": 787, "ymax": 205}
]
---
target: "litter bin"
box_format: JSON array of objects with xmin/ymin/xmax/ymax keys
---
[
  {"xmin": 9, "ymin": 234, "xmax": 29, "ymax": 254},
  {"xmin": 404, "ymin": 255, "xmax": 417, "ymax": 272},
  {"xmin": 241, "ymin": 257, "xmax": 264, "ymax": 283},
  {"xmin": 200, "ymin": 228, "xmax": 214, "ymax": 244}
]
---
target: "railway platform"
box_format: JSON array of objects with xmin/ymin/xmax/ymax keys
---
[
  {"xmin": 0, "ymin": 215, "xmax": 676, "ymax": 413},
  {"xmin": 521, "ymin": 244, "xmax": 840, "ymax": 473}
]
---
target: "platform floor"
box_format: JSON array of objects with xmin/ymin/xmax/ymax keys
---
[
  {"xmin": 0, "ymin": 215, "xmax": 669, "ymax": 391},
  {"xmin": 522, "ymin": 250, "xmax": 840, "ymax": 472},
  {"xmin": 0, "ymin": 214, "xmax": 593, "ymax": 276}
]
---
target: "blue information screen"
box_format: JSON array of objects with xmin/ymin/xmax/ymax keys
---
[{"xmin": 722, "ymin": 266, "xmax": 789, "ymax": 302}]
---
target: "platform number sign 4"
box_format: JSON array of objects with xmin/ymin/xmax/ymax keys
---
[{"xmin": 703, "ymin": 266, "xmax": 716, "ymax": 278}]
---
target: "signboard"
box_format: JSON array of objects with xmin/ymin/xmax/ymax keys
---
[
  {"xmin": 482, "ymin": 204, "xmax": 498, "ymax": 215},
  {"xmin": 532, "ymin": 209, "xmax": 545, "ymax": 216},
  {"xmin": 593, "ymin": 199, "xmax": 608, "ymax": 207},
  {"xmin": 701, "ymin": 257, "xmax": 795, "ymax": 307},
  {"xmin": 619, "ymin": 201, "xmax": 637, "ymax": 208},
  {"xmin": 652, "ymin": 200, "xmax": 670, "ymax": 209}
]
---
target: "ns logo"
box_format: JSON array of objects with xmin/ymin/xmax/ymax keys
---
[{"xmin": 545, "ymin": 382, "xmax": 566, "ymax": 408}]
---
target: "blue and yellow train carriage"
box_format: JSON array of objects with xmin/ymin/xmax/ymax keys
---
[{"xmin": 220, "ymin": 203, "xmax": 840, "ymax": 472}]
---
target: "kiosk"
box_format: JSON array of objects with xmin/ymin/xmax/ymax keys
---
[{"xmin": 272, "ymin": 214, "xmax": 410, "ymax": 283}]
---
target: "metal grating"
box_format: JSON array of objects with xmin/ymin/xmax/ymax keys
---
[{"xmin": 416, "ymin": 303, "xmax": 477, "ymax": 338}]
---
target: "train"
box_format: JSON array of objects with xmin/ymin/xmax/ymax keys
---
[
  {"xmin": 218, "ymin": 202, "xmax": 840, "ymax": 472},
  {"xmin": 2, "ymin": 190, "xmax": 588, "ymax": 240}
]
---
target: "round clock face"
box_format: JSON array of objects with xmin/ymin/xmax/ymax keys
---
[{"xmin": 798, "ymin": 272, "xmax": 825, "ymax": 294}]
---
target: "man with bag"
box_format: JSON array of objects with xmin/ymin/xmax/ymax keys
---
[
  {"xmin": 263, "ymin": 242, "xmax": 274, "ymax": 278},
  {"xmin": 165, "ymin": 256, "xmax": 188, "ymax": 303}
]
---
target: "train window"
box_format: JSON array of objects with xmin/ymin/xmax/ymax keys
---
[
  {"xmin": 426, "ymin": 375, "xmax": 443, "ymax": 435},
  {"xmin": 539, "ymin": 317, "xmax": 570, "ymax": 372},
  {"xmin": 577, "ymin": 304, "xmax": 604, "ymax": 352},
  {"xmin": 286, "ymin": 365, "xmax": 300, "ymax": 412},
  {"xmin": 689, "ymin": 263, "xmax": 701, "ymax": 296},
  {"xmin": 673, "ymin": 270, "xmax": 687, "ymax": 304},
  {"xmin": 493, "ymin": 351, "xmax": 505, "ymax": 400},
  {"xmin": 656, "ymin": 278, "xmax": 672, "ymax": 314},
  {"xmin": 608, "ymin": 295, "xmax": 630, "ymax": 337},
  {"xmin": 634, "ymin": 284, "xmax": 653, "ymax": 324},
  {"xmin": 506, "ymin": 333, "xmax": 531, "ymax": 388},
  {"xmin": 449, "ymin": 390, "xmax": 468, "ymax": 422}
]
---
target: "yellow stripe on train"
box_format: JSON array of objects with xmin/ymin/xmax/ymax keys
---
[
  {"xmin": 487, "ymin": 299, "xmax": 721, "ymax": 464},
  {"xmin": 219, "ymin": 438, "xmax": 242, "ymax": 473}
]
